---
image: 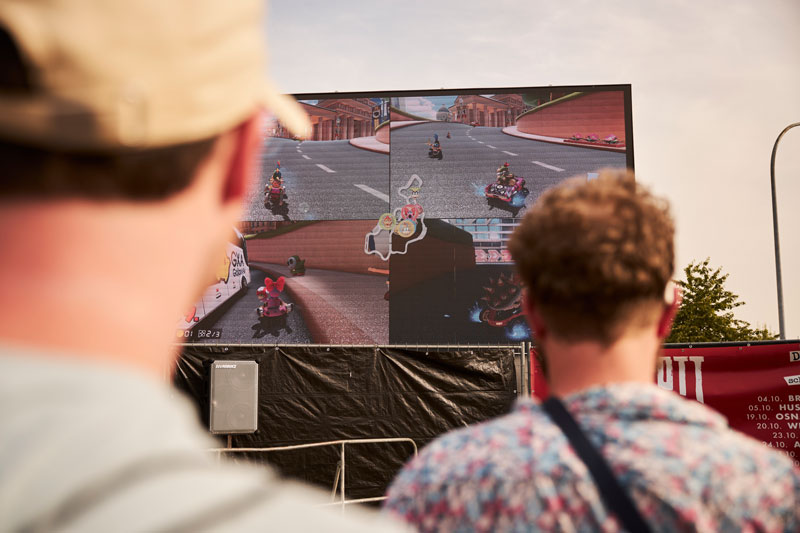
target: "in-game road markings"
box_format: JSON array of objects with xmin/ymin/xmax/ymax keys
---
[
  {"xmin": 478, "ymin": 141, "xmax": 485, "ymax": 144},
  {"xmin": 502, "ymin": 151, "xmax": 518, "ymax": 156},
  {"xmin": 532, "ymin": 161, "xmax": 565, "ymax": 172},
  {"xmin": 302, "ymin": 155, "xmax": 311, "ymax": 160},
  {"xmin": 486, "ymin": 145, "xmax": 497, "ymax": 149},
  {"xmin": 316, "ymin": 164, "xmax": 336, "ymax": 173},
  {"xmin": 354, "ymin": 184, "xmax": 389, "ymax": 203}
]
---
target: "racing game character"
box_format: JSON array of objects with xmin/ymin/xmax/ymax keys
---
[
  {"xmin": 256, "ymin": 276, "xmax": 293, "ymax": 318},
  {"xmin": 287, "ymin": 255, "xmax": 306, "ymax": 276},
  {"xmin": 427, "ymin": 134, "xmax": 443, "ymax": 159},
  {"xmin": 478, "ymin": 272, "xmax": 525, "ymax": 330},
  {"xmin": 400, "ymin": 186, "xmax": 423, "ymax": 221},
  {"xmin": 265, "ymin": 161, "xmax": 285, "ymax": 208},
  {"xmin": 265, "ymin": 175, "xmax": 285, "ymax": 207},
  {"xmin": 496, "ymin": 162, "xmax": 515, "ymax": 188}
]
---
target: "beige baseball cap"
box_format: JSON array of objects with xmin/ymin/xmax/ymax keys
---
[{"xmin": 0, "ymin": 0, "xmax": 310, "ymax": 150}]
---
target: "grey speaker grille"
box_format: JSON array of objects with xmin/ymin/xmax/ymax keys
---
[{"xmin": 209, "ymin": 361, "xmax": 258, "ymax": 434}]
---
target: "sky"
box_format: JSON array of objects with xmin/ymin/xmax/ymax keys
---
[
  {"xmin": 267, "ymin": 0, "xmax": 800, "ymax": 338},
  {"xmin": 397, "ymin": 96, "xmax": 455, "ymax": 119}
]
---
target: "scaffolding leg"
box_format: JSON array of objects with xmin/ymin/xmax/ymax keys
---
[
  {"xmin": 340, "ymin": 443, "xmax": 346, "ymax": 514},
  {"xmin": 330, "ymin": 461, "xmax": 342, "ymax": 502}
]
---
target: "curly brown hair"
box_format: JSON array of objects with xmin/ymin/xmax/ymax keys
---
[{"xmin": 508, "ymin": 168, "xmax": 674, "ymax": 344}]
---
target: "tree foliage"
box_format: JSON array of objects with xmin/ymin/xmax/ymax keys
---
[
  {"xmin": 666, "ymin": 258, "xmax": 778, "ymax": 343},
  {"xmin": 521, "ymin": 90, "xmax": 550, "ymax": 107}
]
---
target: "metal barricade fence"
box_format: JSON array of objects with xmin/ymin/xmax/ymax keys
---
[
  {"xmin": 197, "ymin": 344, "xmax": 528, "ymax": 513},
  {"xmin": 210, "ymin": 437, "xmax": 418, "ymax": 513}
]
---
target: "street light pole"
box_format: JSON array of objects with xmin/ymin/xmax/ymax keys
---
[{"xmin": 769, "ymin": 122, "xmax": 800, "ymax": 340}]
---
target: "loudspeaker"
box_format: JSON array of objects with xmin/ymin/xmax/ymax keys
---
[{"xmin": 209, "ymin": 360, "xmax": 258, "ymax": 434}]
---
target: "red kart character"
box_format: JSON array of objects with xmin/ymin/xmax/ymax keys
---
[
  {"xmin": 485, "ymin": 176, "xmax": 529, "ymax": 204},
  {"xmin": 264, "ymin": 176, "xmax": 285, "ymax": 208},
  {"xmin": 264, "ymin": 161, "xmax": 286, "ymax": 208},
  {"xmin": 479, "ymin": 273, "xmax": 525, "ymax": 328},
  {"xmin": 401, "ymin": 202, "xmax": 423, "ymax": 222},
  {"xmin": 256, "ymin": 276, "xmax": 293, "ymax": 318}
]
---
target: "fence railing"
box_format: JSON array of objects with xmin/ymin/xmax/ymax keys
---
[{"xmin": 210, "ymin": 437, "xmax": 419, "ymax": 513}]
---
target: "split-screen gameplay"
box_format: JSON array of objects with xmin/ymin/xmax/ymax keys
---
[{"xmin": 179, "ymin": 86, "xmax": 633, "ymax": 345}]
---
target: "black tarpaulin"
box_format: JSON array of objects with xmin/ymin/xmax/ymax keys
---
[{"xmin": 174, "ymin": 345, "xmax": 517, "ymax": 500}]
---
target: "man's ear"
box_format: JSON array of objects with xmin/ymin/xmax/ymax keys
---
[
  {"xmin": 523, "ymin": 291, "xmax": 547, "ymax": 341},
  {"xmin": 657, "ymin": 284, "xmax": 681, "ymax": 339},
  {"xmin": 221, "ymin": 112, "xmax": 264, "ymax": 204}
]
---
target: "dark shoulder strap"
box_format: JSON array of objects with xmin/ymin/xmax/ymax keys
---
[{"xmin": 542, "ymin": 397, "xmax": 653, "ymax": 533}]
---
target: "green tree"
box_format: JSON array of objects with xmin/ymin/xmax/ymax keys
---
[
  {"xmin": 521, "ymin": 90, "xmax": 551, "ymax": 107},
  {"xmin": 666, "ymin": 258, "xmax": 778, "ymax": 343}
]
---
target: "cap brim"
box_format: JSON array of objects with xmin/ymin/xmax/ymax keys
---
[{"xmin": 262, "ymin": 80, "xmax": 311, "ymax": 139}]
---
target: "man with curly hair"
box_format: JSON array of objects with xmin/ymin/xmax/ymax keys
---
[{"xmin": 384, "ymin": 169, "xmax": 800, "ymax": 531}]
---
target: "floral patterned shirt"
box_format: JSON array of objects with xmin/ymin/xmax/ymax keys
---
[{"xmin": 384, "ymin": 383, "xmax": 800, "ymax": 532}]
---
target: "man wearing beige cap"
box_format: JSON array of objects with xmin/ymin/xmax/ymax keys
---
[{"xmin": 0, "ymin": 1, "xmax": 404, "ymax": 531}]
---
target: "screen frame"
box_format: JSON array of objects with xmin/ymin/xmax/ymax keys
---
[{"xmin": 292, "ymin": 84, "xmax": 635, "ymax": 170}]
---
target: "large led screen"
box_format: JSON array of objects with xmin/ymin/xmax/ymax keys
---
[{"xmin": 178, "ymin": 86, "xmax": 633, "ymax": 346}]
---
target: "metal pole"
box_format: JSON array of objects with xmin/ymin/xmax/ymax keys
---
[
  {"xmin": 340, "ymin": 442, "xmax": 346, "ymax": 514},
  {"xmin": 330, "ymin": 462, "xmax": 341, "ymax": 502},
  {"xmin": 770, "ymin": 122, "xmax": 800, "ymax": 340},
  {"xmin": 519, "ymin": 342, "xmax": 529, "ymax": 397}
]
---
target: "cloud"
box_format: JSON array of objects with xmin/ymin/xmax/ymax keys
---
[{"xmin": 398, "ymin": 97, "xmax": 438, "ymax": 119}]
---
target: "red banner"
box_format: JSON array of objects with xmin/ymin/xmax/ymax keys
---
[{"xmin": 532, "ymin": 341, "xmax": 800, "ymax": 468}]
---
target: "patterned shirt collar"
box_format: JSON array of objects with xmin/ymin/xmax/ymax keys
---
[{"xmin": 516, "ymin": 382, "xmax": 728, "ymax": 429}]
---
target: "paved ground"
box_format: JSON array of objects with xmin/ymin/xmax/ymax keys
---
[
  {"xmin": 390, "ymin": 122, "xmax": 626, "ymax": 218},
  {"xmin": 191, "ymin": 267, "xmax": 312, "ymax": 344},
  {"xmin": 242, "ymin": 137, "xmax": 389, "ymax": 221}
]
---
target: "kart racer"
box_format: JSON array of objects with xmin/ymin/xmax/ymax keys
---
[
  {"xmin": 496, "ymin": 162, "xmax": 516, "ymax": 189},
  {"xmin": 428, "ymin": 134, "xmax": 441, "ymax": 154},
  {"xmin": 265, "ymin": 172, "xmax": 285, "ymax": 207}
]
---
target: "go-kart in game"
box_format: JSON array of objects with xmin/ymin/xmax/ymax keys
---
[
  {"xmin": 390, "ymin": 89, "xmax": 630, "ymax": 218},
  {"xmin": 241, "ymin": 97, "xmax": 391, "ymax": 222}
]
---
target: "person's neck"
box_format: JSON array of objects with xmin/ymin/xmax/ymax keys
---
[
  {"xmin": 0, "ymin": 200, "xmax": 206, "ymax": 379},
  {"xmin": 544, "ymin": 329, "xmax": 660, "ymax": 397}
]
